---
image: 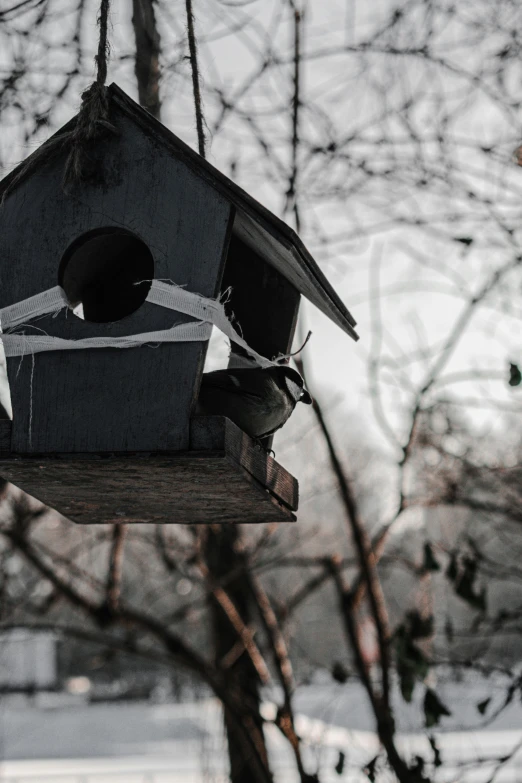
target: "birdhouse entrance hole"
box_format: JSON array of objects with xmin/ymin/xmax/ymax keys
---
[{"xmin": 58, "ymin": 227, "xmax": 154, "ymax": 323}]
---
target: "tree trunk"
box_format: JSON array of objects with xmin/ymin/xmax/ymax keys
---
[
  {"xmin": 131, "ymin": 0, "xmax": 162, "ymax": 119},
  {"xmin": 131, "ymin": 12, "xmax": 270, "ymax": 779},
  {"xmin": 204, "ymin": 526, "xmax": 272, "ymax": 783}
]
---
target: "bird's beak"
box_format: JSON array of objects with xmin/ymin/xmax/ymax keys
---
[{"xmin": 300, "ymin": 389, "xmax": 313, "ymax": 405}]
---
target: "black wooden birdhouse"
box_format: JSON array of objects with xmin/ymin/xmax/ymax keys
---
[{"xmin": 0, "ymin": 84, "xmax": 358, "ymax": 525}]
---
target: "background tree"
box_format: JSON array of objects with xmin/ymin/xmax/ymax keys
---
[{"xmin": 1, "ymin": 0, "xmax": 522, "ymax": 781}]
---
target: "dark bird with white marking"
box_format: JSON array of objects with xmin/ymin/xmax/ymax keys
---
[{"xmin": 197, "ymin": 365, "xmax": 312, "ymax": 440}]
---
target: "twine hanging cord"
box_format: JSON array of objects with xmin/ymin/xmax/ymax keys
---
[
  {"xmin": 63, "ymin": 0, "xmax": 115, "ymax": 187},
  {"xmin": 1, "ymin": 0, "xmax": 115, "ymax": 202},
  {"xmin": 0, "ymin": 280, "xmax": 280, "ymax": 369}
]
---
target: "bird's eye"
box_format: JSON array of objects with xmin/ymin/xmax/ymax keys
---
[{"xmin": 300, "ymin": 389, "xmax": 312, "ymax": 405}]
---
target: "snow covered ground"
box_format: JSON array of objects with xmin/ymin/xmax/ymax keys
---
[{"xmin": 0, "ymin": 687, "xmax": 520, "ymax": 782}]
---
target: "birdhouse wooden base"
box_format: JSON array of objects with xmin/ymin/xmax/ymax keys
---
[{"xmin": 0, "ymin": 417, "xmax": 297, "ymax": 524}]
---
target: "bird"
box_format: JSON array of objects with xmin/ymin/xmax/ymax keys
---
[{"xmin": 196, "ymin": 364, "xmax": 312, "ymax": 440}]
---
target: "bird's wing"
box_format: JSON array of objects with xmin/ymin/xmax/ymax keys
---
[{"xmin": 200, "ymin": 369, "xmax": 266, "ymax": 400}]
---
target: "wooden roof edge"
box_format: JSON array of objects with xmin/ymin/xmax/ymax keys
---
[
  {"xmin": 0, "ymin": 83, "xmax": 359, "ymax": 341},
  {"xmin": 108, "ymin": 85, "xmax": 359, "ymax": 341},
  {"xmin": 0, "ymin": 123, "xmax": 74, "ymax": 199}
]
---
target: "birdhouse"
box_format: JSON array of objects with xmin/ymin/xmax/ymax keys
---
[{"xmin": 0, "ymin": 84, "xmax": 358, "ymax": 525}]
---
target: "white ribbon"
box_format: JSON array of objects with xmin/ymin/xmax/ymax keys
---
[
  {"xmin": 0, "ymin": 286, "xmax": 68, "ymax": 330},
  {"xmin": 0, "ymin": 280, "xmax": 275, "ymax": 368}
]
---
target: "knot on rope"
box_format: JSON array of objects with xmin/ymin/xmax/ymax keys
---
[
  {"xmin": 62, "ymin": 82, "xmax": 118, "ymax": 190},
  {"xmin": 1, "ymin": 0, "xmax": 114, "ymax": 204},
  {"xmin": 62, "ymin": 0, "xmax": 116, "ymax": 190}
]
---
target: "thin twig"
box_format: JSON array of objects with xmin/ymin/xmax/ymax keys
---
[
  {"xmin": 249, "ymin": 573, "xmax": 314, "ymax": 783},
  {"xmin": 327, "ymin": 558, "xmax": 426, "ymax": 783},
  {"xmin": 368, "ymin": 245, "xmax": 403, "ymax": 453},
  {"xmin": 400, "ymin": 253, "xmax": 522, "ymax": 469},
  {"xmin": 282, "ymin": 565, "xmax": 331, "ymax": 619},
  {"xmin": 185, "ymin": 0, "xmax": 206, "ymax": 157},
  {"xmin": 197, "ymin": 557, "xmax": 271, "ymax": 685},
  {"xmin": 486, "ymin": 736, "xmax": 522, "ymax": 783},
  {"xmin": 155, "ymin": 525, "xmax": 182, "ymax": 574},
  {"xmin": 295, "ymin": 354, "xmax": 392, "ymax": 709},
  {"xmin": 285, "ymin": 0, "xmax": 302, "ymax": 232}
]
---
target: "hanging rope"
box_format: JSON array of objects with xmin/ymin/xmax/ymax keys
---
[
  {"xmin": 95, "ymin": 0, "xmax": 110, "ymax": 86},
  {"xmin": 185, "ymin": 0, "xmax": 206, "ymax": 158},
  {"xmin": 4, "ymin": 0, "xmax": 207, "ymax": 195},
  {"xmin": 1, "ymin": 0, "xmax": 116, "ymax": 203},
  {"xmin": 62, "ymin": 0, "xmax": 117, "ymax": 189}
]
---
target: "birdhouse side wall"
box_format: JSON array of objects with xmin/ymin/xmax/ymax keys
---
[
  {"xmin": 222, "ymin": 235, "xmax": 301, "ymax": 362},
  {"xmin": 0, "ymin": 111, "xmax": 233, "ymax": 454}
]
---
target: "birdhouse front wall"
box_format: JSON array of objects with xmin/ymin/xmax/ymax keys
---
[{"xmin": 0, "ymin": 110, "xmax": 233, "ymax": 454}]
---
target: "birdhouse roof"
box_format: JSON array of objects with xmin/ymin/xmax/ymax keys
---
[{"xmin": 0, "ymin": 83, "xmax": 358, "ymax": 341}]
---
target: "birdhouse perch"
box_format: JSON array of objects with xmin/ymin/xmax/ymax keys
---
[{"xmin": 0, "ymin": 84, "xmax": 358, "ymax": 525}]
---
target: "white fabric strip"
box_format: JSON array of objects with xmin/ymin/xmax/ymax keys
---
[
  {"xmin": 2, "ymin": 321, "xmax": 213, "ymax": 357},
  {"xmin": 1, "ymin": 286, "xmax": 67, "ymax": 330},
  {"xmin": 147, "ymin": 280, "xmax": 218, "ymax": 323},
  {"xmin": 0, "ymin": 280, "xmax": 275, "ymax": 368}
]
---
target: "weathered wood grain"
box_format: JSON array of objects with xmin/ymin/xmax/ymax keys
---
[
  {"xmin": 190, "ymin": 416, "xmax": 298, "ymax": 510},
  {"xmin": 0, "ymin": 417, "xmax": 297, "ymax": 524},
  {"xmin": 223, "ymin": 420, "xmax": 298, "ymax": 511},
  {"xmin": 190, "ymin": 415, "xmax": 227, "ymax": 451},
  {"xmin": 0, "ymin": 420, "xmax": 12, "ymax": 452}
]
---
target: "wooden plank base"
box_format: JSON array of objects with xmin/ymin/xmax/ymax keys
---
[{"xmin": 0, "ymin": 418, "xmax": 297, "ymax": 524}]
